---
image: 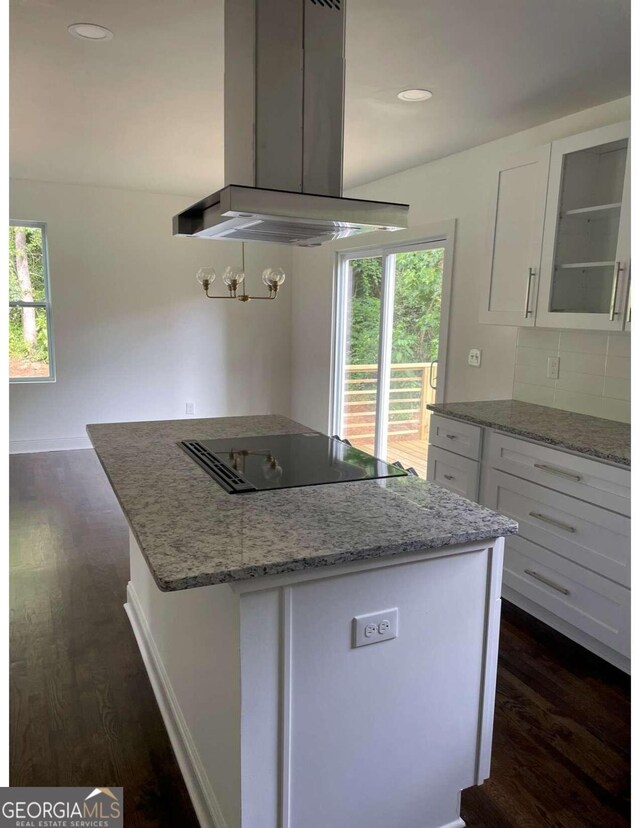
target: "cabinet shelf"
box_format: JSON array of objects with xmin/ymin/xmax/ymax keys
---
[
  {"xmin": 561, "ymin": 203, "xmax": 622, "ymax": 219},
  {"xmin": 558, "ymin": 261, "xmax": 615, "ymax": 270}
]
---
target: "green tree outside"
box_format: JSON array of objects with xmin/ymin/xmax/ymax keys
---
[
  {"xmin": 9, "ymin": 226, "xmax": 50, "ymax": 369},
  {"xmin": 347, "ymin": 249, "xmax": 443, "ymax": 364}
]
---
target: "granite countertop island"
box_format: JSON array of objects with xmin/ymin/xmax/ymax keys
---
[
  {"xmin": 428, "ymin": 399, "xmax": 630, "ymax": 467},
  {"xmin": 87, "ymin": 414, "xmax": 517, "ymax": 591},
  {"xmin": 88, "ymin": 414, "xmax": 517, "ymax": 828}
]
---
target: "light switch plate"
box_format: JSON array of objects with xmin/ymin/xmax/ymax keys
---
[
  {"xmin": 468, "ymin": 348, "xmax": 482, "ymax": 368},
  {"xmin": 352, "ymin": 608, "xmax": 398, "ymax": 648}
]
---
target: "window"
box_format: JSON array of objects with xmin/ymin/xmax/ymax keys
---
[{"xmin": 9, "ymin": 221, "xmax": 55, "ymax": 382}]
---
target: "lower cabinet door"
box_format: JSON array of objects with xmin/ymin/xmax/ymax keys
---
[
  {"xmin": 427, "ymin": 444, "xmax": 480, "ymax": 501},
  {"xmin": 503, "ymin": 534, "xmax": 630, "ymax": 657}
]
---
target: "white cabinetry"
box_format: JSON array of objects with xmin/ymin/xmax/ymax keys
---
[
  {"xmin": 427, "ymin": 418, "xmax": 630, "ymax": 671},
  {"xmin": 128, "ymin": 532, "xmax": 505, "ymax": 828},
  {"xmin": 537, "ymin": 122, "xmax": 631, "ymax": 330},
  {"xmin": 480, "ymin": 121, "xmax": 631, "ymax": 332},
  {"xmin": 427, "ymin": 413, "xmax": 482, "ymax": 500},
  {"xmin": 479, "ymin": 146, "xmax": 550, "ymax": 326}
]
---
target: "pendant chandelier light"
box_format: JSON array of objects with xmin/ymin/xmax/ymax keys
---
[{"xmin": 196, "ymin": 244, "xmax": 285, "ymax": 303}]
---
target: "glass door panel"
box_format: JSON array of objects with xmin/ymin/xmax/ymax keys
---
[
  {"xmin": 384, "ymin": 248, "xmax": 444, "ymax": 477},
  {"xmin": 340, "ymin": 256, "xmax": 383, "ymax": 454},
  {"xmin": 550, "ymin": 139, "xmax": 627, "ymax": 316}
]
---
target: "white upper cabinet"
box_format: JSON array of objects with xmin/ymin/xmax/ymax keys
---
[
  {"xmin": 479, "ymin": 121, "xmax": 631, "ymax": 331},
  {"xmin": 479, "ymin": 145, "xmax": 550, "ymax": 326},
  {"xmin": 536, "ymin": 121, "xmax": 630, "ymax": 330}
]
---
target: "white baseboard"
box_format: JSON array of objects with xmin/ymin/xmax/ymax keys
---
[
  {"xmin": 10, "ymin": 436, "xmax": 92, "ymax": 454},
  {"xmin": 125, "ymin": 582, "xmax": 228, "ymax": 828}
]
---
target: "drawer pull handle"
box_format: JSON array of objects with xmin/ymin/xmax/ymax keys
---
[
  {"xmin": 524, "ymin": 568, "xmax": 570, "ymax": 596},
  {"xmin": 533, "ymin": 463, "xmax": 582, "ymax": 482},
  {"xmin": 445, "ymin": 433, "xmax": 458, "ymax": 440},
  {"xmin": 529, "ymin": 511, "xmax": 576, "ymax": 533},
  {"xmin": 443, "ymin": 474, "xmax": 456, "ymax": 481}
]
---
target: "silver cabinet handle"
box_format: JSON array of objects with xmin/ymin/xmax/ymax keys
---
[
  {"xmin": 609, "ymin": 261, "xmax": 622, "ymax": 321},
  {"xmin": 533, "ymin": 463, "xmax": 581, "ymax": 482},
  {"xmin": 626, "ymin": 276, "xmax": 631, "ymax": 325},
  {"xmin": 445, "ymin": 433, "xmax": 458, "ymax": 440},
  {"xmin": 443, "ymin": 473, "xmax": 456, "ymax": 481},
  {"xmin": 524, "ymin": 569, "xmax": 570, "ymax": 595},
  {"xmin": 529, "ymin": 511, "xmax": 576, "ymax": 533},
  {"xmin": 524, "ymin": 267, "xmax": 535, "ymax": 318}
]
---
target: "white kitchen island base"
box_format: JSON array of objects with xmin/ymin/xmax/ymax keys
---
[{"xmin": 125, "ymin": 532, "xmax": 505, "ymax": 828}]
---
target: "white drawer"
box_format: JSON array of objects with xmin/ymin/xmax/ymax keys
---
[
  {"xmin": 482, "ymin": 468, "xmax": 630, "ymax": 586},
  {"xmin": 429, "ymin": 414, "xmax": 482, "ymax": 460},
  {"xmin": 503, "ymin": 534, "xmax": 630, "ymax": 658},
  {"xmin": 486, "ymin": 431, "xmax": 630, "ymax": 516},
  {"xmin": 426, "ymin": 445, "xmax": 479, "ymax": 501}
]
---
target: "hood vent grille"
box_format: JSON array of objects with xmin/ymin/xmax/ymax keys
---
[{"xmin": 310, "ymin": 0, "xmax": 342, "ymax": 9}]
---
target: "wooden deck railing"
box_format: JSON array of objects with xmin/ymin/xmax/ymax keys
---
[{"xmin": 343, "ymin": 362, "xmax": 436, "ymax": 441}]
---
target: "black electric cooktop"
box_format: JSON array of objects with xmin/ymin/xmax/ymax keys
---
[{"xmin": 180, "ymin": 432, "xmax": 408, "ymax": 494}]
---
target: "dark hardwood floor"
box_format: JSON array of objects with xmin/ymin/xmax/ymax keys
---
[{"xmin": 10, "ymin": 450, "xmax": 630, "ymax": 827}]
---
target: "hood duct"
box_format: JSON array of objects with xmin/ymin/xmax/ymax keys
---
[{"xmin": 173, "ymin": 0, "xmax": 409, "ymax": 246}]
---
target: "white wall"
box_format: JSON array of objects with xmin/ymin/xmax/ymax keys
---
[
  {"xmin": 290, "ymin": 96, "xmax": 630, "ymax": 433},
  {"xmin": 10, "ymin": 179, "xmax": 293, "ymax": 451}
]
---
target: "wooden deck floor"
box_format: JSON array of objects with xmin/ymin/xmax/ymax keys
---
[{"xmin": 357, "ymin": 437, "xmax": 429, "ymax": 478}]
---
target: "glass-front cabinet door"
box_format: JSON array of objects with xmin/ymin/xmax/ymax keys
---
[{"xmin": 536, "ymin": 121, "xmax": 631, "ymax": 330}]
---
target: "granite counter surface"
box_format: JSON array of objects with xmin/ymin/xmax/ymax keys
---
[
  {"xmin": 428, "ymin": 400, "xmax": 630, "ymax": 467},
  {"xmin": 87, "ymin": 415, "xmax": 517, "ymax": 591}
]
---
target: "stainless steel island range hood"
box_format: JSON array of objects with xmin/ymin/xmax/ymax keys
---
[{"xmin": 173, "ymin": 0, "xmax": 409, "ymax": 246}]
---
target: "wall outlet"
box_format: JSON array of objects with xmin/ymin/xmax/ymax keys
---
[
  {"xmin": 352, "ymin": 608, "xmax": 398, "ymax": 648},
  {"xmin": 468, "ymin": 348, "xmax": 482, "ymax": 368},
  {"xmin": 547, "ymin": 356, "xmax": 560, "ymax": 380},
  {"xmin": 185, "ymin": 402, "xmax": 195, "ymax": 416}
]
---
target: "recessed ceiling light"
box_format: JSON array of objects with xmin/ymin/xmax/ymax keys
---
[
  {"xmin": 68, "ymin": 23, "xmax": 114, "ymax": 41},
  {"xmin": 397, "ymin": 88, "xmax": 432, "ymax": 102}
]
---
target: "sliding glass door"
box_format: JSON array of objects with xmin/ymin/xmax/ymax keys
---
[{"xmin": 333, "ymin": 240, "xmax": 449, "ymax": 478}]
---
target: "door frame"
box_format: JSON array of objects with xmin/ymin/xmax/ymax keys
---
[{"xmin": 329, "ymin": 219, "xmax": 456, "ymax": 458}]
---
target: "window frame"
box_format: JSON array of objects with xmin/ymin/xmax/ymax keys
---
[{"xmin": 9, "ymin": 220, "xmax": 56, "ymax": 383}]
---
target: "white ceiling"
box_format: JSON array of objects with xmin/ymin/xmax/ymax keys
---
[{"xmin": 10, "ymin": 0, "xmax": 630, "ymax": 196}]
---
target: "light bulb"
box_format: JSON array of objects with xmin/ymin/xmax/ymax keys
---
[
  {"xmin": 223, "ymin": 266, "xmax": 245, "ymax": 287},
  {"xmin": 262, "ymin": 455, "xmax": 283, "ymax": 481},
  {"xmin": 196, "ymin": 267, "xmax": 216, "ymax": 288},
  {"xmin": 262, "ymin": 268, "xmax": 286, "ymax": 289}
]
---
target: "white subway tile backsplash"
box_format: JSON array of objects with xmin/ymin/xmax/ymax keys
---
[
  {"xmin": 553, "ymin": 389, "xmax": 605, "ymax": 418},
  {"xmin": 604, "ymin": 355, "xmax": 631, "ymax": 379},
  {"xmin": 513, "ymin": 382, "xmax": 556, "ymax": 407},
  {"xmin": 603, "ymin": 376, "xmax": 631, "ymax": 401},
  {"xmin": 512, "ymin": 329, "xmax": 629, "ymax": 423},
  {"xmin": 517, "ymin": 328, "xmax": 561, "ymax": 350},
  {"xmin": 515, "ymin": 348, "xmax": 558, "ymax": 369},
  {"xmin": 600, "ymin": 398, "xmax": 631, "ymax": 423},
  {"xmin": 556, "ymin": 371, "xmax": 605, "ymax": 395},
  {"xmin": 558, "ymin": 331, "xmax": 608, "ymax": 355},
  {"xmin": 514, "ymin": 363, "xmax": 556, "ymax": 387},
  {"xmin": 607, "ymin": 334, "xmax": 631, "ymax": 358},
  {"xmin": 558, "ymin": 351, "xmax": 606, "ymax": 375}
]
